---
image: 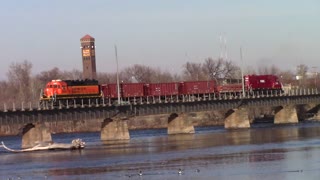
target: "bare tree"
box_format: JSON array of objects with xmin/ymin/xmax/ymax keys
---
[
  {"xmin": 258, "ymin": 65, "xmax": 281, "ymax": 75},
  {"xmin": 36, "ymin": 67, "xmax": 61, "ymax": 83},
  {"xmin": 29, "ymin": 77, "xmax": 46, "ymax": 105},
  {"xmin": 270, "ymin": 65, "xmax": 281, "ymax": 75},
  {"xmin": 222, "ymin": 60, "xmax": 240, "ymax": 79},
  {"xmin": 6, "ymin": 60, "xmax": 33, "ymax": 103},
  {"xmin": 61, "ymin": 69, "xmax": 82, "ymax": 80},
  {"xmin": 97, "ymin": 72, "xmax": 117, "ymax": 84},
  {"xmin": 296, "ymin": 64, "xmax": 308, "ymax": 88},
  {"xmin": 279, "ymin": 70, "xmax": 295, "ymax": 85},
  {"xmin": 0, "ymin": 81, "xmax": 12, "ymax": 107},
  {"xmin": 296, "ymin": 64, "xmax": 308, "ymax": 78},
  {"xmin": 201, "ymin": 57, "xmax": 240, "ymax": 82},
  {"xmin": 202, "ymin": 58, "xmax": 223, "ymax": 80},
  {"xmin": 121, "ymin": 64, "xmax": 153, "ymax": 83},
  {"xmin": 244, "ymin": 66, "xmax": 257, "ymax": 75},
  {"xmin": 150, "ymin": 68, "xmax": 174, "ymax": 83},
  {"xmin": 183, "ymin": 62, "xmax": 205, "ymax": 81},
  {"xmin": 172, "ymin": 73, "xmax": 182, "ymax": 82}
]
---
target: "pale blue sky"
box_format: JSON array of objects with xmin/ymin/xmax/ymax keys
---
[{"xmin": 0, "ymin": 0, "xmax": 319, "ymax": 79}]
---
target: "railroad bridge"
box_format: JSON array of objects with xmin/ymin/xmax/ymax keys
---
[{"xmin": 1, "ymin": 90, "xmax": 320, "ymax": 144}]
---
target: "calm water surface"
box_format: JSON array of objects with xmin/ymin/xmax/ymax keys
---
[{"xmin": 1, "ymin": 122, "xmax": 320, "ymax": 180}]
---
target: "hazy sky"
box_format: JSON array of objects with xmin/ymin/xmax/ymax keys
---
[{"xmin": 0, "ymin": 0, "xmax": 319, "ymax": 80}]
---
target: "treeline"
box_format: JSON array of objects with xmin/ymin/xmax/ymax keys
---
[{"xmin": 0, "ymin": 58, "xmax": 317, "ymax": 108}]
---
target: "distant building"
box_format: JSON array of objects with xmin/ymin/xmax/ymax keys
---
[{"xmin": 80, "ymin": 34, "xmax": 97, "ymax": 80}]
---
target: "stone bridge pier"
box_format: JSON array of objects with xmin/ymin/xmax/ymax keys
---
[
  {"xmin": 274, "ymin": 105, "xmax": 299, "ymax": 124},
  {"xmin": 224, "ymin": 108, "xmax": 250, "ymax": 129},
  {"xmin": 300, "ymin": 103, "xmax": 320, "ymax": 120},
  {"xmin": 21, "ymin": 122, "xmax": 52, "ymax": 149},
  {"xmin": 100, "ymin": 118, "xmax": 130, "ymax": 140},
  {"xmin": 167, "ymin": 113, "xmax": 195, "ymax": 135},
  {"xmin": 313, "ymin": 106, "xmax": 320, "ymax": 120}
]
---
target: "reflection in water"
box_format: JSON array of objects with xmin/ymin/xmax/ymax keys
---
[{"xmin": 1, "ymin": 123, "xmax": 320, "ymax": 179}]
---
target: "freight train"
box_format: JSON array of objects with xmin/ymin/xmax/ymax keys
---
[{"xmin": 40, "ymin": 74, "xmax": 283, "ymax": 106}]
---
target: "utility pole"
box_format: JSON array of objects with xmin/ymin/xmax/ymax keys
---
[
  {"xmin": 115, "ymin": 45, "xmax": 121, "ymax": 105},
  {"xmin": 240, "ymin": 47, "xmax": 245, "ymax": 98},
  {"xmin": 312, "ymin": 66, "xmax": 318, "ymax": 89},
  {"xmin": 219, "ymin": 34, "xmax": 223, "ymax": 60}
]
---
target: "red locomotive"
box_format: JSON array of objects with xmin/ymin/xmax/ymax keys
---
[
  {"xmin": 40, "ymin": 74, "xmax": 282, "ymax": 106},
  {"xmin": 217, "ymin": 74, "xmax": 283, "ymax": 95},
  {"xmin": 245, "ymin": 75, "xmax": 282, "ymax": 92},
  {"xmin": 40, "ymin": 79, "xmax": 102, "ymax": 105}
]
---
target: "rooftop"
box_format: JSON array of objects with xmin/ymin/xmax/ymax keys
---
[{"xmin": 80, "ymin": 34, "xmax": 95, "ymax": 41}]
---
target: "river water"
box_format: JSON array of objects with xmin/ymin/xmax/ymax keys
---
[{"xmin": 1, "ymin": 122, "xmax": 320, "ymax": 180}]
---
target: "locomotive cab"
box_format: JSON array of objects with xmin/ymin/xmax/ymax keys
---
[{"xmin": 41, "ymin": 80, "xmax": 67, "ymax": 101}]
